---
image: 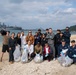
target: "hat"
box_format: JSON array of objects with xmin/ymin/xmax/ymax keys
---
[
  {"xmin": 71, "ymin": 40, "xmax": 75, "ymax": 43},
  {"xmin": 62, "ymin": 39, "xmax": 66, "ymax": 42}
]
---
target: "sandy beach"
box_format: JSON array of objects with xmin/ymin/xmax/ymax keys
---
[{"xmin": 0, "ymin": 35, "xmax": 76, "ymax": 75}]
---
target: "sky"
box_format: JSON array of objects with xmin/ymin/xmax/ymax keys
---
[{"xmin": 0, "ymin": 0, "xmax": 76, "ymax": 29}]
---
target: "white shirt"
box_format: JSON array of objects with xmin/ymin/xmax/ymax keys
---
[
  {"xmin": 24, "ymin": 44, "xmax": 34, "ymax": 55},
  {"xmin": 46, "ymin": 48, "xmax": 49, "ymax": 54},
  {"xmin": 21, "ymin": 35, "xmax": 26, "ymax": 45}
]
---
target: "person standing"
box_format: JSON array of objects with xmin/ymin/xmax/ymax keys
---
[
  {"xmin": 44, "ymin": 29, "xmax": 49, "ymax": 37},
  {"xmin": 54, "ymin": 30, "xmax": 64, "ymax": 58},
  {"xmin": 34, "ymin": 32, "xmax": 41, "ymax": 46},
  {"xmin": 37, "ymin": 29, "xmax": 42, "ymax": 43},
  {"xmin": 26, "ymin": 30, "xmax": 34, "ymax": 45},
  {"xmin": 8, "ymin": 32, "xmax": 16, "ymax": 64},
  {"xmin": 41, "ymin": 34, "xmax": 47, "ymax": 47},
  {"xmin": 64, "ymin": 27, "xmax": 71, "ymax": 45},
  {"xmin": 47, "ymin": 28, "xmax": 55, "ymax": 60},
  {"xmin": 0, "ymin": 31, "xmax": 10, "ymax": 62},
  {"xmin": 20, "ymin": 31, "xmax": 26, "ymax": 50},
  {"xmin": 15, "ymin": 32, "xmax": 21, "ymax": 47}
]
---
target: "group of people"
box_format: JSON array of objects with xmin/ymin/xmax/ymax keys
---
[{"xmin": 0, "ymin": 27, "xmax": 76, "ymax": 67}]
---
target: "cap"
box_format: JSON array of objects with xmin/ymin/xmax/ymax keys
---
[{"xmin": 62, "ymin": 39, "xmax": 66, "ymax": 42}]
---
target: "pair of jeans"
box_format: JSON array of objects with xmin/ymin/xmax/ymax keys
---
[{"xmin": 9, "ymin": 47, "xmax": 15, "ymax": 62}]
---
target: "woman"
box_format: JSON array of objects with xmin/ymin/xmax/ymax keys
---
[
  {"xmin": 34, "ymin": 42, "xmax": 42, "ymax": 55},
  {"xmin": 34, "ymin": 42, "xmax": 43, "ymax": 63},
  {"xmin": 8, "ymin": 32, "xmax": 16, "ymax": 64},
  {"xmin": 41, "ymin": 34, "xmax": 47, "ymax": 47},
  {"xmin": 43, "ymin": 43, "xmax": 53, "ymax": 61},
  {"xmin": 26, "ymin": 31, "xmax": 34, "ymax": 45},
  {"xmin": 15, "ymin": 32, "xmax": 21, "ymax": 47},
  {"xmin": 25, "ymin": 40, "xmax": 35, "ymax": 60}
]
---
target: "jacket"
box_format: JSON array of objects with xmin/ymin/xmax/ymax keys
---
[{"xmin": 67, "ymin": 45, "xmax": 76, "ymax": 63}]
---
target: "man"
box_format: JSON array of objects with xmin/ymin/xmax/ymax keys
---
[
  {"xmin": 54, "ymin": 29, "xmax": 61, "ymax": 58},
  {"xmin": 64, "ymin": 27, "xmax": 71, "ymax": 45},
  {"xmin": 67, "ymin": 40, "xmax": 76, "ymax": 63},
  {"xmin": 47, "ymin": 28, "xmax": 55, "ymax": 60},
  {"xmin": 20, "ymin": 31, "xmax": 26, "ymax": 50},
  {"xmin": 0, "ymin": 31, "xmax": 10, "ymax": 62},
  {"xmin": 58, "ymin": 40, "xmax": 76, "ymax": 67},
  {"xmin": 45, "ymin": 29, "xmax": 49, "ymax": 37},
  {"xmin": 58, "ymin": 39, "xmax": 69, "ymax": 57}
]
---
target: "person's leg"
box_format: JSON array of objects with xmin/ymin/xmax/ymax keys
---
[
  {"xmin": 31, "ymin": 52, "xmax": 36, "ymax": 59},
  {"xmin": 50, "ymin": 44, "xmax": 55, "ymax": 59},
  {"xmin": 9, "ymin": 50, "xmax": 12, "ymax": 62},
  {"xmin": 0, "ymin": 52, "xmax": 4, "ymax": 62},
  {"xmin": 47, "ymin": 54, "xmax": 53, "ymax": 61},
  {"xmin": 0, "ymin": 45, "xmax": 6, "ymax": 62},
  {"xmin": 11, "ymin": 48, "xmax": 15, "ymax": 62},
  {"xmin": 43, "ymin": 54, "xmax": 47, "ymax": 61}
]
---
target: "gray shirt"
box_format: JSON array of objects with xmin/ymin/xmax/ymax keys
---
[{"xmin": 47, "ymin": 33, "xmax": 55, "ymax": 45}]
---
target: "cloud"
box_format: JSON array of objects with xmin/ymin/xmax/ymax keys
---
[
  {"xmin": 9, "ymin": 0, "xmax": 24, "ymax": 4},
  {"xmin": 0, "ymin": 0, "xmax": 76, "ymax": 29}
]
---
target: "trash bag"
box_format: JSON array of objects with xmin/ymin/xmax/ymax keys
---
[
  {"xmin": 58, "ymin": 51, "xmax": 66, "ymax": 64},
  {"xmin": 34, "ymin": 54, "xmax": 43, "ymax": 63},
  {"xmin": 58, "ymin": 56, "xmax": 73, "ymax": 67},
  {"xmin": 21, "ymin": 48, "xmax": 28, "ymax": 63},
  {"xmin": 13, "ymin": 45, "xmax": 21, "ymax": 62},
  {"xmin": 62, "ymin": 56, "xmax": 73, "ymax": 67}
]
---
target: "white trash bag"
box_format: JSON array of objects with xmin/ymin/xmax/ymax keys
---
[
  {"xmin": 58, "ymin": 51, "xmax": 66, "ymax": 64},
  {"xmin": 34, "ymin": 54, "xmax": 43, "ymax": 63},
  {"xmin": 14, "ymin": 45, "xmax": 21, "ymax": 62},
  {"xmin": 62, "ymin": 56, "xmax": 73, "ymax": 67},
  {"xmin": 21, "ymin": 49, "xmax": 28, "ymax": 63}
]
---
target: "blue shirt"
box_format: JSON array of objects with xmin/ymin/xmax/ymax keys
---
[{"xmin": 58, "ymin": 44, "xmax": 69, "ymax": 57}]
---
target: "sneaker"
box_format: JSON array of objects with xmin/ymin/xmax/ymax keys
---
[{"xmin": 9, "ymin": 61, "xmax": 13, "ymax": 64}]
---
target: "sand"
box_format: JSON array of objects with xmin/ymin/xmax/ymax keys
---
[{"xmin": 0, "ymin": 35, "xmax": 76, "ymax": 75}]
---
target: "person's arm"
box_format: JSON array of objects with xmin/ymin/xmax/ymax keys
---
[
  {"xmin": 40, "ymin": 46, "xmax": 42, "ymax": 55},
  {"xmin": 30, "ymin": 45, "xmax": 34, "ymax": 55},
  {"xmin": 25, "ymin": 36, "xmax": 28, "ymax": 44},
  {"xmin": 49, "ymin": 33, "xmax": 55, "ymax": 40},
  {"xmin": 34, "ymin": 46, "xmax": 36, "ymax": 54},
  {"xmin": 32, "ymin": 36, "xmax": 35, "ymax": 45}
]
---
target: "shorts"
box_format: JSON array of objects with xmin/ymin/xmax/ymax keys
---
[{"xmin": 2, "ymin": 45, "xmax": 9, "ymax": 53}]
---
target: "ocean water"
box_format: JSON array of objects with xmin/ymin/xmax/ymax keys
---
[{"xmin": 0, "ymin": 30, "xmax": 76, "ymax": 45}]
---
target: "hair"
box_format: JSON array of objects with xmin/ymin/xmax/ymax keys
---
[
  {"xmin": 16, "ymin": 32, "xmax": 21, "ymax": 37},
  {"xmin": 49, "ymin": 28, "xmax": 52, "ymax": 30},
  {"xmin": 11, "ymin": 32, "xmax": 15, "ymax": 35},
  {"xmin": 38, "ymin": 29, "xmax": 41, "ymax": 31},
  {"xmin": 46, "ymin": 29, "xmax": 49, "ymax": 31},
  {"xmin": 71, "ymin": 40, "xmax": 75, "ymax": 43}
]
